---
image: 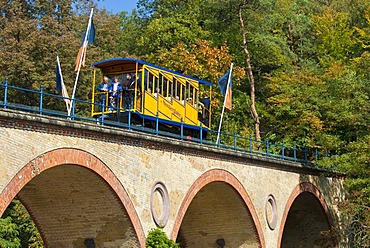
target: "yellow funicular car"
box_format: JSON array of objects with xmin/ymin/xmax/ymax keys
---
[{"xmin": 91, "ymin": 58, "xmax": 212, "ymax": 138}]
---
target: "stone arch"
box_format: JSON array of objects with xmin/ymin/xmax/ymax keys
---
[
  {"xmin": 277, "ymin": 182, "xmax": 338, "ymax": 248},
  {"xmin": 0, "ymin": 148, "xmax": 146, "ymax": 248},
  {"xmin": 171, "ymin": 169, "xmax": 265, "ymax": 247}
]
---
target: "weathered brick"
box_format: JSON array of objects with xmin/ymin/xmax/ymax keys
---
[{"xmin": 0, "ymin": 109, "xmax": 344, "ymax": 247}]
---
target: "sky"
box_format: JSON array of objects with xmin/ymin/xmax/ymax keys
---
[{"xmin": 97, "ymin": 0, "xmax": 139, "ymax": 14}]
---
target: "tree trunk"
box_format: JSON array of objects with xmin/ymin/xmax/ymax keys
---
[{"xmin": 238, "ymin": 3, "xmax": 261, "ymax": 141}]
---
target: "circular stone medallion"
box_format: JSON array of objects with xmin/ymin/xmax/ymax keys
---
[
  {"xmin": 265, "ymin": 194, "xmax": 277, "ymax": 230},
  {"xmin": 150, "ymin": 181, "xmax": 170, "ymax": 227}
]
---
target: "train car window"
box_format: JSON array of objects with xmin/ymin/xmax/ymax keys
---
[
  {"xmin": 181, "ymin": 83, "xmax": 186, "ymax": 105},
  {"xmin": 144, "ymin": 70, "xmax": 149, "ymax": 92},
  {"xmin": 174, "ymin": 78, "xmax": 180, "ymax": 101},
  {"xmin": 158, "ymin": 74, "xmax": 163, "ymax": 96},
  {"xmin": 136, "ymin": 70, "xmax": 143, "ymax": 91},
  {"xmin": 194, "ymin": 87, "xmax": 199, "ymax": 108},
  {"xmin": 187, "ymin": 82, "xmax": 194, "ymax": 105},
  {"xmin": 148, "ymin": 71, "xmax": 158, "ymax": 95},
  {"xmin": 163, "ymin": 77, "xmax": 168, "ymax": 98},
  {"xmin": 168, "ymin": 80, "xmax": 173, "ymax": 102}
]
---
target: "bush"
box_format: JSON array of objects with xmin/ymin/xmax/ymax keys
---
[{"xmin": 146, "ymin": 228, "xmax": 179, "ymax": 248}]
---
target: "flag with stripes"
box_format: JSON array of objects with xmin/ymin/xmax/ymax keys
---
[
  {"xmin": 74, "ymin": 19, "xmax": 95, "ymax": 73},
  {"xmin": 56, "ymin": 58, "xmax": 71, "ymax": 107}
]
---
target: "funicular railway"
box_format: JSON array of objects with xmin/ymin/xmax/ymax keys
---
[
  {"xmin": 0, "ymin": 58, "xmax": 330, "ymax": 164},
  {"xmin": 91, "ymin": 58, "xmax": 212, "ymax": 138}
]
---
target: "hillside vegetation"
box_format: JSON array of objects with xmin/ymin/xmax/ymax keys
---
[{"xmin": 0, "ymin": 0, "xmax": 369, "ymax": 246}]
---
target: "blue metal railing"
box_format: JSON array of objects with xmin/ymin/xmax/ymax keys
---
[{"xmin": 0, "ymin": 79, "xmax": 329, "ymax": 165}]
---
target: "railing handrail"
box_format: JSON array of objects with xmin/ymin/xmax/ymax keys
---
[{"xmin": 0, "ymin": 80, "xmax": 330, "ymax": 165}]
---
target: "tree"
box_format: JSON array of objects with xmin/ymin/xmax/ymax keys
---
[
  {"xmin": 238, "ymin": 0, "xmax": 261, "ymax": 140},
  {"xmin": 312, "ymin": 9, "xmax": 356, "ymax": 66},
  {"xmin": 146, "ymin": 228, "xmax": 179, "ymax": 248},
  {"xmin": 0, "ymin": 0, "xmax": 124, "ymax": 115},
  {"xmin": 1, "ymin": 199, "xmax": 43, "ymax": 247},
  {"xmin": 0, "ymin": 217, "xmax": 21, "ymax": 248},
  {"xmin": 264, "ymin": 66, "xmax": 328, "ymax": 148},
  {"xmin": 319, "ymin": 135, "xmax": 370, "ymax": 247},
  {"xmin": 133, "ymin": 0, "xmax": 208, "ymax": 58},
  {"xmin": 154, "ymin": 40, "xmax": 248, "ymax": 139}
]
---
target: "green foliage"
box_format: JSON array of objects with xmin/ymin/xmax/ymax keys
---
[
  {"xmin": 1, "ymin": 199, "xmax": 44, "ymax": 247},
  {"xmin": 265, "ymin": 67, "xmax": 327, "ymax": 147},
  {"xmin": 154, "ymin": 40, "xmax": 249, "ymax": 136},
  {"xmin": 319, "ymin": 135, "xmax": 370, "ymax": 247},
  {"xmin": 146, "ymin": 228, "xmax": 179, "ymax": 248},
  {"xmin": 133, "ymin": 0, "xmax": 208, "ymax": 58},
  {"xmin": 1, "ymin": 0, "xmax": 370, "ymax": 245},
  {"xmin": 0, "ymin": 0, "xmax": 124, "ymax": 116},
  {"xmin": 312, "ymin": 9, "xmax": 356, "ymax": 66},
  {"xmin": 0, "ymin": 217, "xmax": 21, "ymax": 247}
]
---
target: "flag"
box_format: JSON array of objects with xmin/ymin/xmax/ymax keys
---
[
  {"xmin": 218, "ymin": 71, "xmax": 229, "ymax": 95},
  {"xmin": 56, "ymin": 58, "xmax": 71, "ymax": 108},
  {"xmin": 218, "ymin": 70, "xmax": 232, "ymax": 111},
  {"xmin": 56, "ymin": 61, "xmax": 62, "ymax": 93},
  {"xmin": 74, "ymin": 19, "xmax": 95, "ymax": 73},
  {"xmin": 85, "ymin": 20, "xmax": 95, "ymax": 45}
]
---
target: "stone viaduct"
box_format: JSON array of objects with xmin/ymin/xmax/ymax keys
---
[{"xmin": 0, "ymin": 109, "xmax": 345, "ymax": 247}]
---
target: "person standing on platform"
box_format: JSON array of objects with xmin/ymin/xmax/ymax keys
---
[
  {"xmin": 97, "ymin": 76, "xmax": 110, "ymax": 112},
  {"xmin": 108, "ymin": 76, "xmax": 123, "ymax": 109}
]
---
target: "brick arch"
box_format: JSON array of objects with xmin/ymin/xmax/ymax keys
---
[
  {"xmin": 277, "ymin": 182, "xmax": 338, "ymax": 248},
  {"xmin": 171, "ymin": 169, "xmax": 265, "ymax": 247},
  {"xmin": 0, "ymin": 148, "xmax": 146, "ymax": 248}
]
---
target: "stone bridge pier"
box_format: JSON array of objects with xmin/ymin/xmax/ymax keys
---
[{"xmin": 0, "ymin": 109, "xmax": 345, "ymax": 247}]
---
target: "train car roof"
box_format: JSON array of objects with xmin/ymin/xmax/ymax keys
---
[{"xmin": 92, "ymin": 58, "xmax": 213, "ymax": 86}]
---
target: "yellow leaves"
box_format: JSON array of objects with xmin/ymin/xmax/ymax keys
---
[
  {"xmin": 299, "ymin": 113, "xmax": 323, "ymax": 132},
  {"xmin": 323, "ymin": 62, "xmax": 347, "ymax": 80},
  {"xmin": 155, "ymin": 40, "xmax": 245, "ymax": 86},
  {"xmin": 354, "ymin": 9, "xmax": 370, "ymax": 49},
  {"xmin": 266, "ymin": 96, "xmax": 291, "ymax": 105}
]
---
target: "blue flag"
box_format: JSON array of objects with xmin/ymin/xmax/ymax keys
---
[
  {"xmin": 88, "ymin": 20, "xmax": 96, "ymax": 45},
  {"xmin": 217, "ymin": 70, "xmax": 232, "ymax": 111},
  {"xmin": 56, "ymin": 61, "xmax": 62, "ymax": 93},
  {"xmin": 80, "ymin": 20, "xmax": 95, "ymax": 46},
  {"xmin": 218, "ymin": 71, "xmax": 232, "ymax": 95}
]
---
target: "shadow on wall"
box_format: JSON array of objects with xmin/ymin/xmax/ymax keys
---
[
  {"xmin": 175, "ymin": 182, "xmax": 260, "ymax": 248},
  {"xmin": 279, "ymin": 173, "xmax": 343, "ymax": 247}
]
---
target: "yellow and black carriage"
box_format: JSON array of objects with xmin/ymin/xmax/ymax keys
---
[{"xmin": 91, "ymin": 58, "xmax": 212, "ymax": 137}]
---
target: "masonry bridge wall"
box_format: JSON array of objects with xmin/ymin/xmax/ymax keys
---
[{"xmin": 0, "ymin": 109, "xmax": 345, "ymax": 248}]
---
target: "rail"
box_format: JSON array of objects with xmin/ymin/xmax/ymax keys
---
[{"xmin": 0, "ymin": 78, "xmax": 329, "ymax": 165}]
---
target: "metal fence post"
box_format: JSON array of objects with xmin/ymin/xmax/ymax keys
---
[
  {"xmin": 39, "ymin": 85, "xmax": 43, "ymax": 115},
  {"xmin": 128, "ymin": 107, "xmax": 131, "ymax": 130},
  {"xmin": 101, "ymin": 98, "xmax": 105, "ymax": 125},
  {"xmin": 294, "ymin": 144, "xmax": 297, "ymax": 162},
  {"xmin": 282, "ymin": 141, "xmax": 285, "ymax": 160},
  {"xmin": 4, "ymin": 78, "xmax": 8, "ymax": 108},
  {"xmin": 71, "ymin": 98, "xmax": 76, "ymax": 120},
  {"xmin": 233, "ymin": 132, "xmax": 237, "ymax": 150},
  {"xmin": 304, "ymin": 147, "xmax": 307, "ymax": 162},
  {"xmin": 266, "ymin": 138, "xmax": 270, "ymax": 156},
  {"xmin": 249, "ymin": 134, "xmax": 253, "ymax": 153},
  {"xmin": 156, "ymin": 113, "xmax": 159, "ymax": 135},
  {"xmin": 315, "ymin": 148, "xmax": 318, "ymax": 161},
  {"xmin": 200, "ymin": 123, "xmax": 203, "ymax": 144},
  {"xmin": 180, "ymin": 118, "xmax": 184, "ymax": 140}
]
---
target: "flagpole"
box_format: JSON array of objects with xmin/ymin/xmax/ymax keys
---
[
  {"xmin": 70, "ymin": 8, "xmax": 94, "ymax": 116},
  {"xmin": 216, "ymin": 63, "xmax": 233, "ymax": 145},
  {"xmin": 57, "ymin": 55, "xmax": 71, "ymax": 115}
]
